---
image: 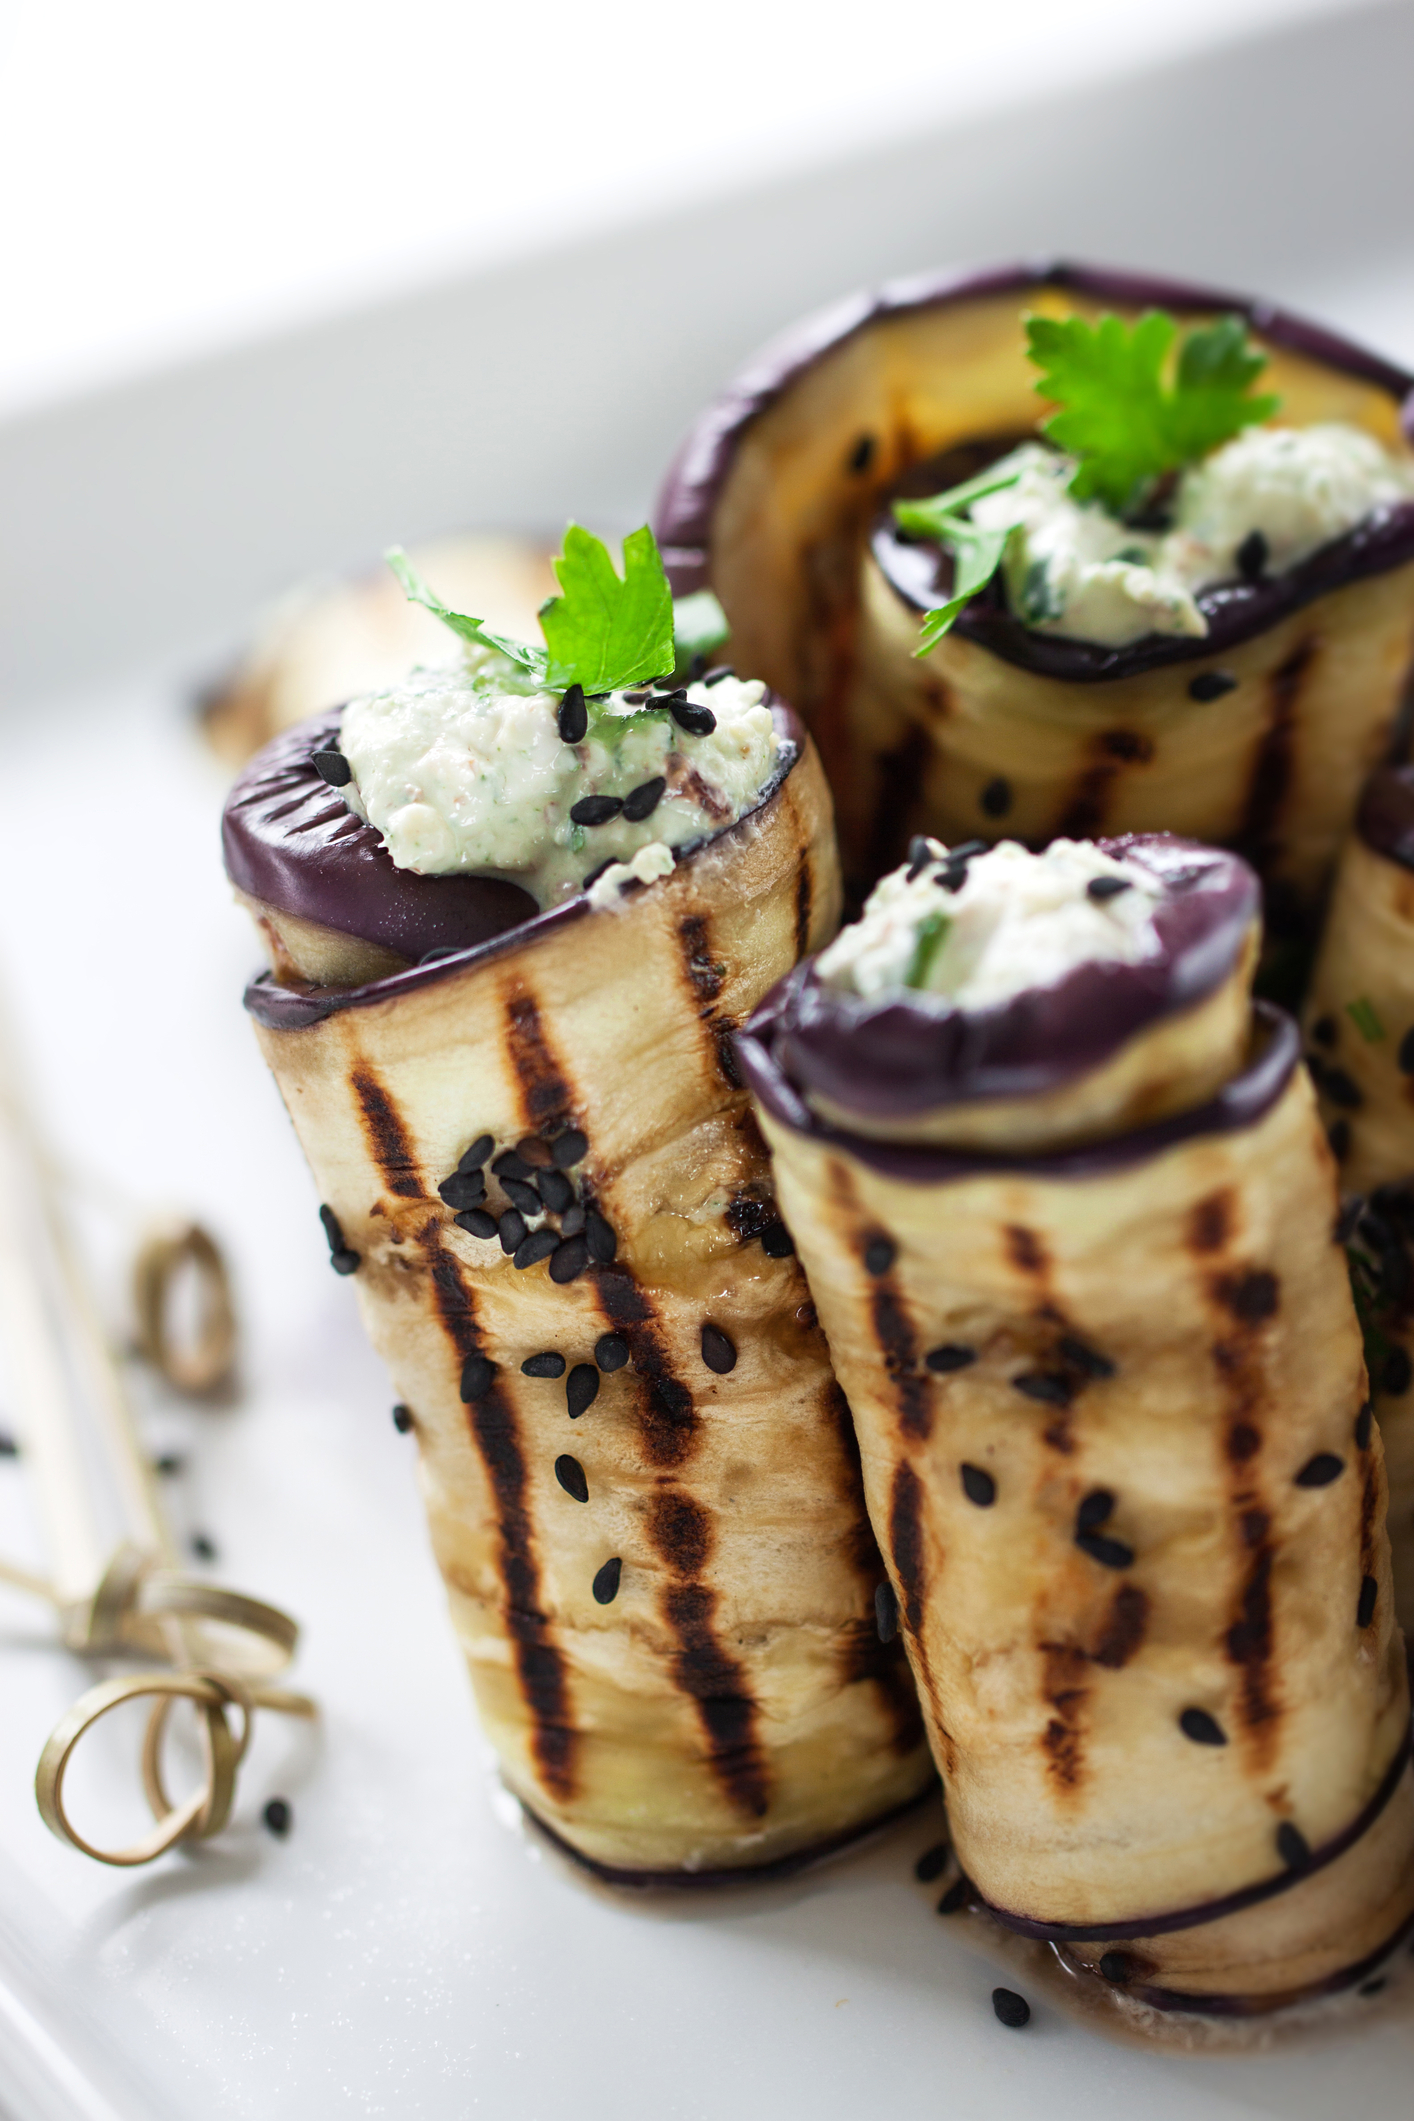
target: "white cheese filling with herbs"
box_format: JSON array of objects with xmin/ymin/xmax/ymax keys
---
[
  {"xmin": 967, "ymin": 425, "xmax": 1414, "ymax": 648},
  {"xmin": 817, "ymin": 838, "xmax": 1163, "ymax": 1008},
  {"xmin": 339, "ymin": 648, "xmax": 781, "ymax": 907}
]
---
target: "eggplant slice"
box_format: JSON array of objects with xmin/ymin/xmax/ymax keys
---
[
  {"xmin": 224, "ymin": 703, "xmax": 934, "ymax": 1877},
  {"xmin": 656, "ymin": 261, "xmax": 1414, "ymax": 916},
  {"xmin": 1304, "ymin": 763, "xmax": 1414, "ymax": 1631},
  {"xmin": 738, "ymin": 839, "xmax": 1414, "ymax": 2011}
]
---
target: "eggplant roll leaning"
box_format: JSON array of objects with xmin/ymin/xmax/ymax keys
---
[
  {"xmin": 1303, "ymin": 763, "xmax": 1414, "ymax": 1630},
  {"xmin": 222, "ymin": 682, "xmax": 933, "ymax": 1877},
  {"xmin": 738, "ymin": 831, "xmax": 1414, "ymax": 2011},
  {"xmin": 656, "ymin": 261, "xmax": 1414, "ymax": 918}
]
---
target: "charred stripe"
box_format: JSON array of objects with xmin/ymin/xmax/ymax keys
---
[
  {"xmin": 662, "ymin": 1582, "xmax": 771, "ymax": 1818},
  {"xmin": 794, "ymin": 855, "xmax": 813, "ymax": 963},
  {"xmin": 595, "ymin": 1262, "xmax": 700, "ymax": 1467},
  {"xmin": 351, "ymin": 1063, "xmax": 424, "ymax": 1199},
  {"xmin": 503, "ymin": 981, "xmax": 573, "ymax": 1131},
  {"xmin": 870, "ymin": 1280, "xmax": 932, "ymax": 1442}
]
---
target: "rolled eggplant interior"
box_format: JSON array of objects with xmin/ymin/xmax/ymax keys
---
[
  {"xmin": 739, "ymin": 831, "xmax": 1414, "ymax": 2013},
  {"xmin": 1304, "ymin": 763, "xmax": 1414, "ymax": 1629},
  {"xmin": 222, "ymin": 533, "xmax": 933, "ymax": 1878},
  {"xmin": 656, "ymin": 262, "xmax": 1414, "ymax": 926}
]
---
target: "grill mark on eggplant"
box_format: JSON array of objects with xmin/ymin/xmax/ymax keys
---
[
  {"xmin": 661, "ymin": 1583, "xmax": 771, "ymax": 1818},
  {"xmin": 794, "ymin": 855, "xmax": 814, "ymax": 963},
  {"xmin": 886, "ymin": 1457, "xmax": 952, "ymax": 1767},
  {"xmin": 594, "ymin": 1264, "xmax": 700, "ymax": 1466},
  {"xmin": 426, "ymin": 1235, "xmax": 577, "ymax": 1800},
  {"xmin": 676, "ymin": 912, "xmax": 742, "ymax": 1090},
  {"xmin": 1090, "ymin": 1583, "xmax": 1150, "ymax": 1670},
  {"xmin": 1040, "ymin": 1642, "xmax": 1089, "ymax": 1791},
  {"xmin": 869, "ymin": 1280, "xmax": 932, "ymax": 1442},
  {"xmin": 502, "ymin": 980, "xmax": 573, "ymax": 1131},
  {"xmin": 1188, "ymin": 1189, "xmax": 1235, "ymax": 1255},
  {"xmin": 1006, "ymin": 1224, "xmax": 1049, "ymax": 1277},
  {"xmin": 350, "ymin": 1064, "xmax": 424, "ymax": 1199},
  {"xmin": 647, "ymin": 1489, "xmax": 714, "ymax": 1575},
  {"xmin": 1236, "ymin": 638, "xmax": 1316, "ymax": 871},
  {"xmin": 1359, "ymin": 1459, "xmax": 1380, "ymax": 1584},
  {"xmin": 1210, "ymin": 1323, "xmax": 1281, "ymax": 1764},
  {"xmin": 1056, "ymin": 759, "xmax": 1117, "ymax": 841},
  {"xmin": 827, "ymin": 1383, "xmax": 926, "ymax": 1756}
]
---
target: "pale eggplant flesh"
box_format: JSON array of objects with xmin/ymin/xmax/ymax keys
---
[
  {"xmin": 224, "ymin": 704, "xmax": 936, "ymax": 1877},
  {"xmin": 655, "ymin": 261, "xmax": 1414, "ymax": 922},
  {"xmin": 738, "ymin": 853, "xmax": 1414, "ymax": 2010}
]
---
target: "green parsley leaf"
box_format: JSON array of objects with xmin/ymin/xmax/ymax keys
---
[
  {"xmin": 904, "ymin": 908, "xmax": 952, "ymax": 988},
  {"xmin": 1346, "ymin": 996, "xmax": 1386, "ymax": 1043},
  {"xmin": 892, "ymin": 465, "xmax": 1021, "ymax": 651},
  {"xmin": 384, "ymin": 547, "xmax": 548, "ymax": 676},
  {"xmin": 540, "ymin": 523, "xmax": 675, "ymax": 693},
  {"xmin": 892, "ymin": 464, "xmax": 1024, "ymax": 540},
  {"xmin": 1025, "ymin": 309, "xmax": 1279, "ymax": 513},
  {"xmin": 671, "ymin": 588, "xmax": 730, "ymax": 679}
]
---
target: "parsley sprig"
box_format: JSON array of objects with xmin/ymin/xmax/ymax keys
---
[
  {"xmin": 387, "ymin": 522, "xmax": 685, "ymax": 697},
  {"xmin": 896, "ymin": 309, "xmax": 1280, "ymax": 652}
]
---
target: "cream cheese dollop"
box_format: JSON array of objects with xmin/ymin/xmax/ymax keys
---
[
  {"xmin": 817, "ymin": 838, "xmax": 1163, "ymax": 1008},
  {"xmin": 339, "ymin": 647, "xmax": 782, "ymax": 907},
  {"xmin": 966, "ymin": 424, "xmax": 1414, "ymax": 649}
]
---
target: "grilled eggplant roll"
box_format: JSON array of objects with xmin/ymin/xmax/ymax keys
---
[
  {"xmin": 656, "ymin": 263, "xmax": 1414, "ymax": 927},
  {"xmin": 222, "ymin": 650, "xmax": 933, "ymax": 1877},
  {"xmin": 1303, "ymin": 764, "xmax": 1414, "ymax": 1628},
  {"xmin": 739, "ymin": 832, "xmax": 1414, "ymax": 2012}
]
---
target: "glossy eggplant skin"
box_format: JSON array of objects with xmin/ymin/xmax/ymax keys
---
[{"xmin": 656, "ymin": 262, "xmax": 1414, "ymax": 911}]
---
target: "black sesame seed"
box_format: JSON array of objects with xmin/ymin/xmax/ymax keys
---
[
  {"xmin": 1013, "ymin": 1371, "xmax": 1073, "ymax": 1407},
  {"xmin": 595, "ymin": 1332, "xmax": 630, "ymax": 1372},
  {"xmin": 498, "ymin": 1208, "xmax": 527, "ymax": 1255},
  {"xmin": 514, "ymin": 1228, "xmax": 560, "ymax": 1271},
  {"xmin": 1099, "ymin": 1951, "xmax": 1134, "ymax": 1984},
  {"xmin": 536, "ymin": 1168, "xmax": 574, "ymax": 1213},
  {"xmin": 570, "ymin": 794, "xmax": 625, "ymax": 827},
  {"xmin": 191, "ymin": 1532, "xmax": 217, "ymax": 1562},
  {"xmin": 557, "ymin": 683, "xmax": 588, "ymax": 744},
  {"xmin": 992, "ymin": 1988, "xmax": 1030, "ymax": 2029},
  {"xmin": 1076, "ymin": 1489, "xmax": 1114, "ymax": 1532},
  {"xmin": 460, "ymin": 1354, "xmax": 496, "ymax": 1402},
  {"xmin": 622, "ymin": 687, "xmax": 652, "ymax": 705},
  {"xmin": 1188, "ymin": 670, "xmax": 1238, "ymax": 703},
  {"xmin": 1329, "ymin": 1119, "xmax": 1351, "ymax": 1160},
  {"xmin": 937, "ymin": 862, "xmax": 969, "ymax": 895},
  {"xmin": 153, "ymin": 1452, "xmax": 181, "ymax": 1474},
  {"xmin": 906, "ymin": 834, "xmax": 933, "ymax": 881},
  {"xmin": 555, "ymin": 1454, "xmax": 589, "ymax": 1503},
  {"xmin": 981, "ymin": 776, "xmax": 1012, "ymax": 818},
  {"xmin": 1356, "ymin": 1401, "xmax": 1374, "ymax": 1449},
  {"xmin": 1311, "ymin": 1017, "xmax": 1338, "ymax": 1051},
  {"xmin": 263, "ymin": 1797, "xmax": 292, "ymax": 1837},
  {"xmin": 622, "ymin": 776, "xmax": 666, "ymax": 822},
  {"xmin": 1295, "ymin": 1452, "xmax": 1344, "ymax": 1487},
  {"xmin": 1237, "ymin": 530, "xmax": 1268, "ymax": 581},
  {"xmin": 926, "ymin": 1344, "xmax": 976, "ymax": 1374},
  {"xmin": 1358, "ymin": 1574, "xmax": 1379, "ymax": 1627},
  {"xmin": 875, "ymin": 1581, "xmax": 898, "ymax": 1644},
  {"xmin": 456, "ymin": 1208, "xmax": 499, "ymax": 1240},
  {"xmin": 522, "ymin": 1352, "xmax": 567, "ymax": 1379},
  {"xmin": 1180, "ymin": 1707, "xmax": 1227, "ymax": 1745},
  {"xmin": 687, "ymin": 653, "xmax": 708, "ymax": 682},
  {"xmin": 592, "ymin": 1557, "xmax": 622, "ymax": 1605},
  {"xmin": 671, "ymin": 699, "xmax": 717, "ymax": 737},
  {"xmin": 552, "ymin": 1129, "xmax": 588, "ymax": 1168},
  {"xmin": 550, "ymin": 1235, "xmax": 590, "ymax": 1283},
  {"xmin": 566, "ymin": 1365, "xmax": 600, "ymax": 1419},
  {"xmin": 701, "ymin": 1323, "xmax": 737, "ymax": 1375},
  {"xmin": 1322, "ymin": 1067, "xmax": 1364, "ymax": 1111},
  {"xmin": 502, "ymin": 1177, "xmax": 544, "ymax": 1216},
  {"xmin": 1076, "ymin": 1530, "xmax": 1135, "ymax": 1571},
  {"xmin": 703, "ymin": 665, "xmax": 735, "ymax": 687},
  {"xmin": 457, "ymin": 1134, "xmax": 494, "ymax": 1172},
  {"xmin": 1399, "ymin": 1027, "xmax": 1414, "ymax": 1074},
  {"xmin": 1384, "ymin": 1347, "xmax": 1412, "ymax": 1395},
  {"xmin": 583, "ymin": 1213, "xmax": 616, "ymax": 1265},
  {"xmin": 318, "ymin": 1203, "xmax": 359, "ymax": 1274},
  {"xmin": 1060, "ymin": 1337, "xmax": 1115, "ymax": 1378},
  {"xmin": 1086, "ymin": 875, "xmax": 1131, "ymax": 903},
  {"xmin": 438, "ymin": 1170, "xmax": 486, "ymax": 1210},
  {"xmin": 1277, "ymin": 1821, "xmax": 1310, "ymax": 1868},
  {"xmin": 760, "ymin": 1221, "xmax": 795, "ymax": 1258},
  {"xmin": 960, "ymin": 1464, "xmax": 996, "ymax": 1507},
  {"xmin": 848, "ymin": 433, "xmax": 876, "ymax": 474},
  {"xmin": 951, "ymin": 839, "xmax": 987, "ymax": 861},
  {"xmin": 392, "ymin": 1403, "xmax": 414, "ymax": 1433},
  {"xmin": 914, "ymin": 1843, "xmax": 949, "ymax": 1883},
  {"xmin": 559, "ymin": 1204, "xmax": 586, "ymax": 1236},
  {"xmin": 864, "ymin": 1236, "xmax": 896, "ymax": 1276},
  {"xmin": 936, "ymin": 1877, "xmax": 971, "ymax": 1915},
  {"xmin": 493, "ymin": 1151, "xmax": 533, "ymax": 1182},
  {"xmin": 331, "ymin": 1248, "xmax": 360, "ymax": 1276},
  {"xmin": 311, "ymin": 748, "xmax": 352, "ymax": 787}
]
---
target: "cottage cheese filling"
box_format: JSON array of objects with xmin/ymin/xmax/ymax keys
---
[
  {"xmin": 339, "ymin": 649, "xmax": 782, "ymax": 907},
  {"xmin": 965, "ymin": 424, "xmax": 1414, "ymax": 648},
  {"xmin": 817, "ymin": 838, "xmax": 1163, "ymax": 1008}
]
